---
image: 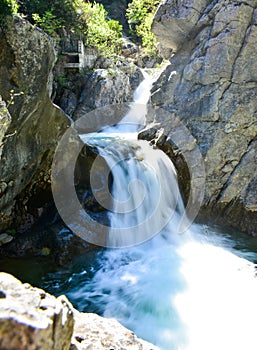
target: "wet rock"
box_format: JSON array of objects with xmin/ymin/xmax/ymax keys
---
[
  {"xmin": 0, "ymin": 233, "xmax": 13, "ymax": 246},
  {"xmin": 0, "ymin": 218, "xmax": 93, "ymax": 267},
  {"xmin": 59, "ymin": 89, "xmax": 78, "ymax": 116}
]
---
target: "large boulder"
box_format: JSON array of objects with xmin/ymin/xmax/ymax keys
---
[
  {"xmin": 0, "ymin": 16, "xmax": 70, "ymax": 233},
  {"xmin": 74, "ymin": 68, "xmax": 132, "ymax": 118},
  {"xmin": 71, "ymin": 311, "xmax": 159, "ymax": 350},
  {"xmin": 0, "ymin": 272, "xmax": 159, "ymax": 350},
  {"xmin": 72, "ymin": 58, "xmax": 144, "ymax": 121},
  {"xmin": 146, "ymin": 0, "xmax": 257, "ymax": 234},
  {"xmin": 58, "ymin": 56, "xmax": 143, "ymax": 121},
  {"xmin": 0, "ymin": 273, "xmax": 74, "ymax": 350}
]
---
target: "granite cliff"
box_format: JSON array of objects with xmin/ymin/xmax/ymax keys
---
[
  {"xmin": 0, "ymin": 16, "xmax": 70, "ymax": 233},
  {"xmin": 141, "ymin": 0, "xmax": 257, "ymax": 234},
  {"xmin": 0, "ymin": 15, "xmax": 137, "ymax": 236}
]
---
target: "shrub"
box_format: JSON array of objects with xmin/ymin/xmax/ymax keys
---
[
  {"xmin": 78, "ymin": 2, "xmax": 122, "ymax": 56},
  {"xmin": 32, "ymin": 10, "xmax": 62, "ymax": 35},
  {"xmin": 19, "ymin": 0, "xmax": 122, "ymax": 56},
  {"xmin": 20, "ymin": 0, "xmax": 77, "ymax": 31},
  {"xmin": 126, "ymin": 0, "xmax": 160, "ymax": 56}
]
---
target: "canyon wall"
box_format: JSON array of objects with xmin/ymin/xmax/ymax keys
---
[
  {"xmin": 145, "ymin": 0, "xmax": 257, "ymax": 234},
  {"xmin": 0, "ymin": 16, "xmax": 70, "ymax": 232}
]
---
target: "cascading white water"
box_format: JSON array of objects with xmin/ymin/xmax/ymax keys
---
[{"xmin": 75, "ymin": 73, "xmax": 257, "ymax": 349}]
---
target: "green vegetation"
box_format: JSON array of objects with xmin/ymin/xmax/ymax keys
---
[
  {"xmin": 32, "ymin": 11, "xmax": 63, "ymax": 36},
  {"xmin": 126, "ymin": 0, "xmax": 160, "ymax": 56},
  {"xmin": 6, "ymin": 228, "xmax": 16, "ymax": 236},
  {"xmin": 76, "ymin": 2, "xmax": 123, "ymax": 56},
  {"xmin": 0, "ymin": 0, "xmax": 122, "ymax": 56},
  {"xmin": 0, "ymin": 0, "xmax": 160, "ymax": 59},
  {"xmin": 20, "ymin": 0, "xmax": 79, "ymax": 32},
  {"xmin": 21, "ymin": 0, "xmax": 122, "ymax": 56},
  {"xmin": 0, "ymin": 0, "xmax": 19, "ymax": 25}
]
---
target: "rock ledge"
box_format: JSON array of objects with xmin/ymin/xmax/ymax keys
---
[{"xmin": 0, "ymin": 272, "xmax": 159, "ymax": 350}]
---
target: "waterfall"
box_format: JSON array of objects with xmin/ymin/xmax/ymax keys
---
[
  {"xmin": 72, "ymin": 73, "xmax": 257, "ymax": 350},
  {"xmin": 80, "ymin": 71, "xmax": 186, "ymax": 247}
]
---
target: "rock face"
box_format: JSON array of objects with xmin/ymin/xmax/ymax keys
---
[
  {"xmin": 0, "ymin": 96, "xmax": 11, "ymax": 160},
  {"xmin": 147, "ymin": 0, "xmax": 257, "ymax": 234},
  {"xmin": 56, "ymin": 55, "xmax": 143, "ymax": 120},
  {"xmin": 74, "ymin": 67, "xmax": 132, "ymax": 119},
  {"xmin": 71, "ymin": 311, "xmax": 159, "ymax": 350},
  {"xmin": 0, "ymin": 272, "xmax": 159, "ymax": 350},
  {"xmin": 153, "ymin": 0, "xmax": 213, "ymax": 52},
  {"xmin": 0, "ymin": 16, "xmax": 70, "ymax": 233},
  {"xmin": 0, "ymin": 273, "xmax": 74, "ymax": 350}
]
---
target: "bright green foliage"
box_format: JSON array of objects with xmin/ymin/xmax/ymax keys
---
[
  {"xmin": 32, "ymin": 11, "xmax": 62, "ymax": 35},
  {"xmin": 126, "ymin": 0, "xmax": 160, "ymax": 56},
  {"xmin": 18, "ymin": 0, "xmax": 122, "ymax": 56},
  {"xmin": 20, "ymin": 0, "xmax": 78, "ymax": 31},
  {"xmin": 78, "ymin": 2, "xmax": 122, "ymax": 56},
  {"xmin": 0, "ymin": 0, "xmax": 19, "ymax": 25}
]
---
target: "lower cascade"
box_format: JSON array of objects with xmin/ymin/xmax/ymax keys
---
[{"xmin": 56, "ymin": 73, "xmax": 257, "ymax": 350}]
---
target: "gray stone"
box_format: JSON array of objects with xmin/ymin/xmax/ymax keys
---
[
  {"xmin": 71, "ymin": 311, "xmax": 160, "ymax": 350},
  {"xmin": 0, "ymin": 97, "xmax": 11, "ymax": 160},
  {"xmin": 0, "ymin": 16, "xmax": 70, "ymax": 232},
  {"xmin": 74, "ymin": 68, "xmax": 132, "ymax": 120},
  {"xmin": 59, "ymin": 89, "xmax": 78, "ymax": 116},
  {"xmin": 147, "ymin": 0, "xmax": 257, "ymax": 234},
  {"xmin": 152, "ymin": 0, "xmax": 213, "ymax": 52},
  {"xmin": 0, "ymin": 273, "xmax": 74, "ymax": 350},
  {"xmin": 0, "ymin": 233, "xmax": 13, "ymax": 246},
  {"xmin": 0, "ymin": 273, "xmax": 159, "ymax": 350}
]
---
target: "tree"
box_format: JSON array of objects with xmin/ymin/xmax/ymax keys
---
[{"xmin": 126, "ymin": 0, "xmax": 160, "ymax": 56}]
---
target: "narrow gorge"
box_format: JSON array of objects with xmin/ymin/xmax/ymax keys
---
[{"xmin": 0, "ymin": 0, "xmax": 257, "ymax": 349}]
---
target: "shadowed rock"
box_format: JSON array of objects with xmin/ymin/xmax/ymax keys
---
[{"xmin": 0, "ymin": 16, "xmax": 70, "ymax": 233}]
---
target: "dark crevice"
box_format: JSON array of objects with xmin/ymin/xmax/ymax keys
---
[{"xmin": 0, "ymin": 290, "xmax": 6, "ymax": 298}]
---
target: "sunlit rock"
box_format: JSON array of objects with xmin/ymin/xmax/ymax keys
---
[{"xmin": 147, "ymin": 0, "xmax": 257, "ymax": 234}]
